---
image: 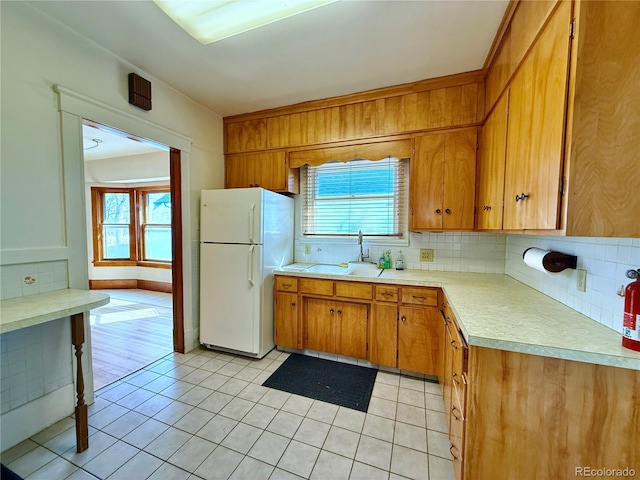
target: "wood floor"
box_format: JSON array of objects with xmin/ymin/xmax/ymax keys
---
[{"xmin": 90, "ymin": 289, "xmax": 174, "ymax": 390}]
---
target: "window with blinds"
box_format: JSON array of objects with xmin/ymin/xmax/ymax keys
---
[{"xmin": 303, "ymin": 157, "xmax": 407, "ymax": 237}]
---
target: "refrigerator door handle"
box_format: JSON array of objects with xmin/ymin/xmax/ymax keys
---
[
  {"xmin": 248, "ymin": 245, "xmax": 255, "ymax": 286},
  {"xmin": 248, "ymin": 202, "xmax": 256, "ymax": 243}
]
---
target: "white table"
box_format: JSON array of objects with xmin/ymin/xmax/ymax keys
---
[{"xmin": 1, "ymin": 289, "xmax": 110, "ymax": 452}]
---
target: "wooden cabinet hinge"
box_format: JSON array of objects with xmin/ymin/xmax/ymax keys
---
[{"xmin": 570, "ymin": 19, "xmax": 576, "ymax": 39}]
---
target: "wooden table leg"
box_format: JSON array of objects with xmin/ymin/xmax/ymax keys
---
[{"xmin": 70, "ymin": 313, "xmax": 89, "ymax": 453}]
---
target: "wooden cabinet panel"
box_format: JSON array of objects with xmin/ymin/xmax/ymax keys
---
[
  {"xmin": 401, "ymin": 287, "xmax": 438, "ymax": 307},
  {"xmin": 503, "ymin": 1, "xmax": 571, "ymax": 230},
  {"xmin": 411, "ymin": 134, "xmax": 444, "ymax": 230},
  {"xmin": 375, "ymin": 285, "xmax": 398, "ymax": 303},
  {"xmin": 275, "ymin": 276, "xmax": 297, "ymax": 292},
  {"xmin": 225, "ymin": 119, "xmax": 267, "ymax": 153},
  {"xmin": 411, "ymin": 131, "xmax": 477, "ymax": 231},
  {"xmin": 299, "ymin": 278, "xmax": 333, "ymax": 296},
  {"xmin": 443, "ymin": 130, "xmax": 477, "ymax": 229},
  {"xmin": 370, "ymin": 303, "xmax": 398, "ymax": 368},
  {"xmin": 304, "ymin": 298, "xmax": 335, "ymax": 352},
  {"xmin": 274, "ymin": 292, "xmax": 298, "ymax": 349},
  {"xmin": 477, "ymin": 93, "xmax": 508, "ymax": 230},
  {"xmin": 225, "ymin": 151, "xmax": 298, "ymax": 193},
  {"xmin": 335, "ymin": 302, "xmax": 369, "ymax": 359},
  {"xmin": 398, "ymin": 306, "xmax": 443, "ymax": 376},
  {"xmin": 335, "ymin": 281, "xmax": 372, "ymax": 300},
  {"xmin": 464, "ymin": 347, "xmax": 640, "ymax": 480}
]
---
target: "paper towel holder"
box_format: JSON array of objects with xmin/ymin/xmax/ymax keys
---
[{"xmin": 523, "ymin": 248, "xmax": 577, "ymax": 273}]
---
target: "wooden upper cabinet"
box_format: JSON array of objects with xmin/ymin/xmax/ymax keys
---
[
  {"xmin": 562, "ymin": 0, "xmax": 640, "ymax": 237},
  {"xmin": 476, "ymin": 93, "xmax": 509, "ymax": 230},
  {"xmin": 503, "ymin": 0, "xmax": 571, "ymax": 230},
  {"xmin": 411, "ymin": 130, "xmax": 477, "ymax": 231},
  {"xmin": 225, "ymin": 119, "xmax": 267, "ymax": 153},
  {"xmin": 225, "ymin": 151, "xmax": 299, "ymax": 194}
]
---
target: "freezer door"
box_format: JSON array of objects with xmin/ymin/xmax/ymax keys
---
[
  {"xmin": 201, "ymin": 188, "xmax": 263, "ymax": 244},
  {"xmin": 199, "ymin": 243, "xmax": 262, "ymax": 354}
]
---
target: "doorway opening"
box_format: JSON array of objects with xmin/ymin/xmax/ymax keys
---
[{"xmin": 82, "ymin": 120, "xmax": 184, "ymax": 389}]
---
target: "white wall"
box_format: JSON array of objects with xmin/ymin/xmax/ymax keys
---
[
  {"xmin": 506, "ymin": 236, "xmax": 640, "ymax": 335},
  {"xmin": 0, "ymin": 2, "xmax": 224, "ymax": 450}
]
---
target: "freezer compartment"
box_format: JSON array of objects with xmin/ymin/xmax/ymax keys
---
[{"xmin": 200, "ymin": 188, "xmax": 264, "ymax": 244}]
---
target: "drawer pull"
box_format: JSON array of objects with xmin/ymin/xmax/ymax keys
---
[
  {"xmin": 451, "ymin": 340, "xmax": 458, "ymax": 350},
  {"xmin": 382, "ymin": 292, "xmax": 393, "ymax": 298},
  {"xmin": 413, "ymin": 295, "xmax": 426, "ymax": 301},
  {"xmin": 282, "ymin": 283, "xmax": 292, "ymax": 288},
  {"xmin": 453, "ymin": 373, "xmax": 460, "ymax": 386},
  {"xmin": 451, "ymin": 405, "xmax": 461, "ymax": 421}
]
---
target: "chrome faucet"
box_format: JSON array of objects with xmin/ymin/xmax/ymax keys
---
[{"xmin": 357, "ymin": 230, "xmax": 369, "ymax": 262}]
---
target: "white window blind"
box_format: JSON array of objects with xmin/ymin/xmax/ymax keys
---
[{"xmin": 303, "ymin": 157, "xmax": 407, "ymax": 237}]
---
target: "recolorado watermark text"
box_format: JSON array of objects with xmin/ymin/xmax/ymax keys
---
[{"xmin": 576, "ymin": 467, "xmax": 636, "ymax": 477}]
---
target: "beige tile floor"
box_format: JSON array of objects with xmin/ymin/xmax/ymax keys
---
[{"xmin": 2, "ymin": 348, "xmax": 455, "ymax": 480}]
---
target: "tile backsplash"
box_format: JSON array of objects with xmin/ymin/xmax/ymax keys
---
[
  {"xmin": 0, "ymin": 260, "xmax": 69, "ymax": 299},
  {"xmin": 506, "ymin": 235, "xmax": 640, "ymax": 334},
  {"xmin": 294, "ymin": 232, "xmax": 507, "ymax": 274}
]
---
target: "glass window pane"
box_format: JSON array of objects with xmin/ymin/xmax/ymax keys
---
[
  {"xmin": 144, "ymin": 226, "xmax": 172, "ymax": 261},
  {"xmin": 146, "ymin": 193, "xmax": 172, "ymax": 224},
  {"xmin": 102, "ymin": 225, "xmax": 130, "ymax": 259},
  {"xmin": 103, "ymin": 193, "xmax": 130, "ymax": 224}
]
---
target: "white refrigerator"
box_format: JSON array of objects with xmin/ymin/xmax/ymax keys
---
[{"xmin": 199, "ymin": 188, "xmax": 294, "ymax": 358}]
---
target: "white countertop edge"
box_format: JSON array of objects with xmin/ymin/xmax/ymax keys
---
[{"xmin": 1, "ymin": 289, "xmax": 110, "ymax": 334}]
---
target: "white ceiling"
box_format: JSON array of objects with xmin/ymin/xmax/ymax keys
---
[
  {"xmin": 82, "ymin": 123, "xmax": 166, "ymax": 161},
  {"xmin": 29, "ymin": 1, "xmax": 508, "ymax": 118}
]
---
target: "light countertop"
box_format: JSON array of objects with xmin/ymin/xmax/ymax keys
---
[
  {"xmin": 275, "ymin": 264, "xmax": 640, "ymax": 371},
  {"xmin": 1, "ymin": 289, "xmax": 110, "ymax": 334}
]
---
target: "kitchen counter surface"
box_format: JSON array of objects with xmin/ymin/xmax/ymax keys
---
[
  {"xmin": 0, "ymin": 289, "xmax": 110, "ymax": 334},
  {"xmin": 275, "ymin": 264, "xmax": 640, "ymax": 370}
]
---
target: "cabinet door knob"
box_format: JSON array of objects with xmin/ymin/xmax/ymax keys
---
[
  {"xmin": 401, "ymin": 316, "xmax": 407, "ymax": 322},
  {"xmin": 515, "ymin": 192, "xmax": 530, "ymax": 202},
  {"xmin": 291, "ymin": 302, "xmax": 296, "ymax": 307},
  {"xmin": 445, "ymin": 208, "xmax": 451, "ymax": 214},
  {"xmin": 329, "ymin": 309, "xmax": 335, "ymax": 315},
  {"xmin": 436, "ymin": 209, "xmax": 442, "ymax": 214}
]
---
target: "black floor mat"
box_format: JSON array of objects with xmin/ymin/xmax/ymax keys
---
[
  {"xmin": 262, "ymin": 353, "xmax": 377, "ymax": 412},
  {"xmin": 1, "ymin": 464, "xmax": 24, "ymax": 480}
]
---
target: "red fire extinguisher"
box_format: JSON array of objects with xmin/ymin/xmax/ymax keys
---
[{"xmin": 622, "ymin": 268, "xmax": 640, "ymax": 352}]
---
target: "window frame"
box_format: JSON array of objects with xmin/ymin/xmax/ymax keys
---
[
  {"xmin": 91, "ymin": 186, "xmax": 172, "ymax": 269},
  {"xmin": 301, "ymin": 157, "xmax": 408, "ymax": 240}
]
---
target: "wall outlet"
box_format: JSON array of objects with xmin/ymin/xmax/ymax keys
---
[
  {"xmin": 420, "ymin": 249, "xmax": 434, "ymax": 262},
  {"xmin": 304, "ymin": 244, "xmax": 311, "ymax": 255},
  {"xmin": 576, "ymin": 269, "xmax": 587, "ymax": 292}
]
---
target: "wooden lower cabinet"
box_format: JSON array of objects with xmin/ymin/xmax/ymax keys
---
[
  {"xmin": 398, "ymin": 306, "xmax": 443, "ymax": 376},
  {"xmin": 274, "ymin": 292, "xmax": 298, "ymax": 349},
  {"xmin": 304, "ymin": 298, "xmax": 369, "ymax": 359},
  {"xmin": 370, "ymin": 303, "xmax": 398, "ymax": 368},
  {"xmin": 463, "ymin": 347, "xmax": 639, "ymax": 480}
]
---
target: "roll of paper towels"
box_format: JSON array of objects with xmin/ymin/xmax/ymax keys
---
[{"xmin": 523, "ymin": 248, "xmax": 578, "ymax": 273}]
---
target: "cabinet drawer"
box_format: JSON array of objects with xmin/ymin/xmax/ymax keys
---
[
  {"xmin": 299, "ymin": 278, "xmax": 333, "ymax": 296},
  {"xmin": 335, "ymin": 281, "xmax": 372, "ymax": 300},
  {"xmin": 275, "ymin": 276, "xmax": 298, "ymax": 292},
  {"xmin": 375, "ymin": 285, "xmax": 399, "ymax": 303},
  {"xmin": 401, "ymin": 287, "xmax": 438, "ymax": 306}
]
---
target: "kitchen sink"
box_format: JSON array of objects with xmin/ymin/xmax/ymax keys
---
[{"xmin": 301, "ymin": 262, "xmax": 382, "ymax": 277}]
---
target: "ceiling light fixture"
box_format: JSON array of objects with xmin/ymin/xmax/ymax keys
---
[{"xmin": 153, "ymin": 0, "xmax": 337, "ymax": 45}]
